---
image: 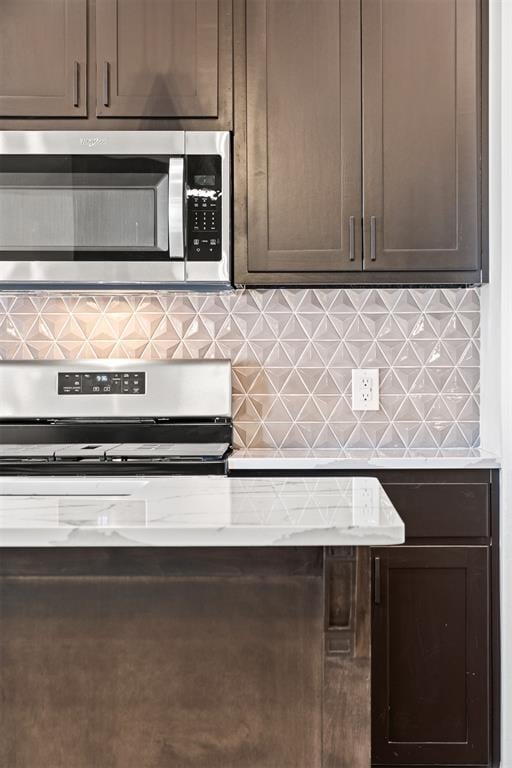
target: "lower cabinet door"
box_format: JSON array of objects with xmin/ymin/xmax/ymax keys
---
[{"xmin": 371, "ymin": 546, "xmax": 490, "ymax": 766}]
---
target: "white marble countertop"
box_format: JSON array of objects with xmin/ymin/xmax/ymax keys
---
[
  {"xmin": 228, "ymin": 448, "xmax": 501, "ymax": 471},
  {"xmin": 0, "ymin": 475, "xmax": 404, "ymax": 548}
]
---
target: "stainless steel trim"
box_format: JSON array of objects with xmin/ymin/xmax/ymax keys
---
[
  {"xmin": 169, "ymin": 158, "xmax": 184, "ymax": 260},
  {"xmin": 185, "ymin": 260, "xmax": 231, "ymax": 283},
  {"xmin": 105, "ymin": 443, "xmax": 229, "ymax": 458},
  {"xmin": 157, "ymin": 175, "xmax": 170, "ymax": 251},
  {"xmin": 0, "ymin": 131, "xmax": 186, "ymax": 155},
  {"xmin": 185, "ymin": 131, "xmax": 230, "ymax": 284},
  {"xmin": 0, "ymin": 443, "xmax": 229, "ymax": 459},
  {"xmin": 0, "ymin": 360, "xmax": 232, "ymax": 419},
  {"xmin": 55, "ymin": 444, "xmax": 119, "ymax": 458},
  {"xmin": 0, "ymin": 445, "xmax": 60, "ymax": 458},
  {"xmin": 0, "ymin": 260, "xmax": 186, "ymax": 285}
]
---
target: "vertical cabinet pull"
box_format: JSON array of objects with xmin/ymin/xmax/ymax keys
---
[
  {"xmin": 349, "ymin": 216, "xmax": 355, "ymax": 261},
  {"xmin": 370, "ymin": 216, "xmax": 377, "ymax": 261},
  {"xmin": 72, "ymin": 61, "xmax": 79, "ymax": 107},
  {"xmin": 103, "ymin": 62, "xmax": 110, "ymax": 107},
  {"xmin": 374, "ymin": 557, "xmax": 381, "ymax": 604}
]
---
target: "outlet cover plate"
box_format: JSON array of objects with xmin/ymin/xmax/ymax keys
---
[{"xmin": 351, "ymin": 369, "xmax": 380, "ymax": 411}]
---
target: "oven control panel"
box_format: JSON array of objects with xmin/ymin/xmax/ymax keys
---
[
  {"xmin": 186, "ymin": 155, "xmax": 222, "ymax": 262},
  {"xmin": 58, "ymin": 372, "xmax": 146, "ymax": 395}
]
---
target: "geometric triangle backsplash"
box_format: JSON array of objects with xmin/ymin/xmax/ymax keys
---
[{"xmin": 0, "ymin": 286, "xmax": 480, "ymax": 450}]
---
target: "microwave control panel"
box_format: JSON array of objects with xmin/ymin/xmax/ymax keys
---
[
  {"xmin": 186, "ymin": 155, "xmax": 222, "ymax": 262},
  {"xmin": 58, "ymin": 372, "xmax": 146, "ymax": 395}
]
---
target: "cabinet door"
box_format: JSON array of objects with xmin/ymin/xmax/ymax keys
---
[
  {"xmin": 96, "ymin": 0, "xmax": 220, "ymax": 118},
  {"xmin": 241, "ymin": 0, "xmax": 362, "ymax": 274},
  {"xmin": 0, "ymin": 0, "xmax": 87, "ymax": 117},
  {"xmin": 362, "ymin": 0, "xmax": 481, "ymax": 273},
  {"xmin": 0, "ymin": 549, "xmax": 324, "ymax": 768},
  {"xmin": 371, "ymin": 546, "xmax": 490, "ymax": 765}
]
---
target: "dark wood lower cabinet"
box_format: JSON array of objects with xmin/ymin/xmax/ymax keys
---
[
  {"xmin": 371, "ymin": 470, "xmax": 499, "ymax": 768},
  {"xmin": 371, "ymin": 546, "xmax": 490, "ymax": 766},
  {"xmin": 0, "ymin": 546, "xmax": 371, "ymax": 768},
  {"xmin": 229, "ymin": 468, "xmax": 500, "ymax": 768},
  {"xmin": 0, "ymin": 469, "xmax": 499, "ymax": 767}
]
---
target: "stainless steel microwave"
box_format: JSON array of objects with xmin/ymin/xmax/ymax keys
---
[{"xmin": 0, "ymin": 131, "xmax": 230, "ymax": 290}]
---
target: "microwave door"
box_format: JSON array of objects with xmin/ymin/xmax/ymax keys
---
[{"xmin": 0, "ymin": 159, "xmax": 184, "ymax": 287}]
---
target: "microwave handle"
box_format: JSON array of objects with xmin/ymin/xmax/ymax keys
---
[{"xmin": 169, "ymin": 158, "xmax": 185, "ymax": 260}]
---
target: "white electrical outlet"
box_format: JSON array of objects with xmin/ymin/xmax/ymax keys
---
[{"xmin": 351, "ymin": 369, "xmax": 380, "ymax": 411}]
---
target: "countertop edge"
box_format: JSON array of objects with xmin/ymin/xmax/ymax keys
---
[
  {"xmin": 228, "ymin": 453, "xmax": 501, "ymax": 471},
  {"xmin": 0, "ymin": 475, "xmax": 405, "ymax": 548}
]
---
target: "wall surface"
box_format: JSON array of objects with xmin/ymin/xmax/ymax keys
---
[
  {"xmin": 0, "ymin": 287, "xmax": 479, "ymax": 450},
  {"xmin": 484, "ymin": 0, "xmax": 510, "ymax": 765}
]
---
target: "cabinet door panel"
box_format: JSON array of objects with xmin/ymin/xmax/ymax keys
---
[
  {"xmin": 96, "ymin": 0, "xmax": 219, "ymax": 118},
  {"xmin": 0, "ymin": 0, "xmax": 87, "ymax": 117},
  {"xmin": 372, "ymin": 546, "xmax": 490, "ymax": 765},
  {"xmin": 244, "ymin": 0, "xmax": 361, "ymax": 273},
  {"xmin": 362, "ymin": 0, "xmax": 481, "ymax": 272},
  {"xmin": 0, "ymin": 557, "xmax": 324, "ymax": 768}
]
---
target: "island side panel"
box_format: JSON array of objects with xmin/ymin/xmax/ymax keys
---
[
  {"xmin": 0, "ymin": 547, "xmax": 324, "ymax": 768},
  {"xmin": 323, "ymin": 547, "xmax": 372, "ymax": 768}
]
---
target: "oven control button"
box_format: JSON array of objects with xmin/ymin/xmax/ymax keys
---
[{"xmin": 58, "ymin": 371, "xmax": 146, "ymax": 395}]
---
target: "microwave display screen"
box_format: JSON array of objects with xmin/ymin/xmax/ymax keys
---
[{"xmin": 194, "ymin": 174, "xmax": 216, "ymax": 187}]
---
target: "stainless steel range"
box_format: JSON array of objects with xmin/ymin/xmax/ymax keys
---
[{"xmin": 0, "ymin": 360, "xmax": 232, "ymax": 476}]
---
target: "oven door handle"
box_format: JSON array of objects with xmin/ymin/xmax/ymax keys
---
[{"xmin": 169, "ymin": 158, "xmax": 185, "ymax": 261}]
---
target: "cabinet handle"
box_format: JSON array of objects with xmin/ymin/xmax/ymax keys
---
[
  {"xmin": 103, "ymin": 62, "xmax": 110, "ymax": 107},
  {"xmin": 72, "ymin": 61, "xmax": 79, "ymax": 107},
  {"xmin": 374, "ymin": 556, "xmax": 381, "ymax": 604},
  {"xmin": 370, "ymin": 216, "xmax": 377, "ymax": 261},
  {"xmin": 349, "ymin": 216, "xmax": 355, "ymax": 261}
]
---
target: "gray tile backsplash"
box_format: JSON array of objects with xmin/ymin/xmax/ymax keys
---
[{"xmin": 0, "ymin": 287, "xmax": 480, "ymax": 450}]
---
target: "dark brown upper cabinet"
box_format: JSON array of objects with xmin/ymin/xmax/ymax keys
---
[
  {"xmin": 0, "ymin": 0, "xmax": 87, "ymax": 117},
  {"xmin": 362, "ymin": 0, "xmax": 481, "ymax": 275},
  {"xmin": 237, "ymin": 0, "xmax": 362, "ymax": 275},
  {"xmin": 0, "ymin": 0, "xmax": 233, "ymax": 130},
  {"xmin": 234, "ymin": 0, "xmax": 487, "ymax": 286},
  {"xmin": 96, "ymin": 0, "xmax": 220, "ymax": 118}
]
